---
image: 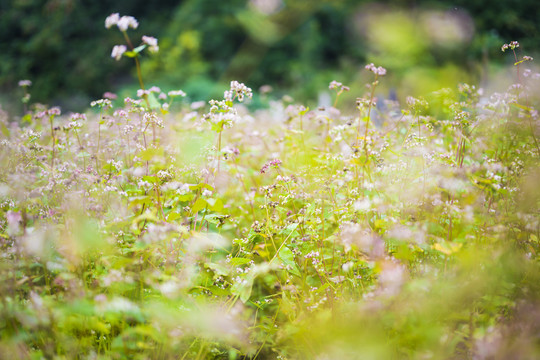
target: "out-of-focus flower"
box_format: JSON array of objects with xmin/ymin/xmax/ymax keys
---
[
  {"xmin": 70, "ymin": 113, "xmax": 87, "ymax": 122},
  {"xmin": 224, "ymin": 81, "xmax": 252, "ymax": 102},
  {"xmin": 18, "ymin": 80, "xmax": 32, "ymax": 87},
  {"xmin": 103, "ymin": 92, "xmax": 118, "ymax": 100},
  {"xmin": 260, "ymin": 159, "xmax": 282, "ymax": 174},
  {"xmin": 168, "ymin": 90, "xmax": 186, "ymax": 97},
  {"xmin": 365, "ymin": 63, "xmax": 387, "ymax": 76},
  {"xmin": 117, "ymin": 16, "xmax": 138, "ymax": 31},
  {"xmin": 111, "ymin": 45, "xmax": 127, "ymax": 61},
  {"xmin": 378, "ymin": 261, "xmax": 406, "ymax": 296},
  {"xmin": 143, "ymin": 112, "xmax": 163, "ymax": 128},
  {"xmin": 142, "ymin": 35, "xmax": 159, "ymax": 53},
  {"xmin": 105, "ymin": 13, "xmax": 120, "ymax": 28},
  {"xmin": 329, "ymin": 80, "xmax": 350, "ymax": 92},
  {"xmin": 47, "ymin": 107, "xmax": 61, "ymax": 116},
  {"xmin": 6, "ymin": 210, "xmax": 22, "ymax": 236},
  {"xmin": 501, "ymin": 41, "xmax": 519, "ymax": 52}
]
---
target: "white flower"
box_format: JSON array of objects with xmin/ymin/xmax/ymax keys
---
[
  {"xmin": 168, "ymin": 90, "xmax": 186, "ymax": 97},
  {"xmin": 18, "ymin": 80, "xmax": 32, "ymax": 87},
  {"xmin": 111, "ymin": 45, "xmax": 127, "ymax": 61},
  {"xmin": 365, "ymin": 63, "xmax": 387, "ymax": 76},
  {"xmin": 225, "ymin": 81, "xmax": 252, "ymax": 102},
  {"xmin": 142, "ymin": 35, "xmax": 159, "ymax": 53},
  {"xmin": 105, "ymin": 13, "xmax": 120, "ymax": 29},
  {"xmin": 117, "ymin": 16, "xmax": 138, "ymax": 31}
]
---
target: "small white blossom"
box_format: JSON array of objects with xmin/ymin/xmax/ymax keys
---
[
  {"xmin": 105, "ymin": 13, "xmax": 120, "ymax": 29},
  {"xmin": 142, "ymin": 35, "xmax": 159, "ymax": 53},
  {"xmin": 168, "ymin": 90, "xmax": 186, "ymax": 97},
  {"xmin": 18, "ymin": 80, "xmax": 32, "ymax": 87},
  {"xmin": 117, "ymin": 16, "xmax": 138, "ymax": 31},
  {"xmin": 365, "ymin": 63, "xmax": 387, "ymax": 76},
  {"xmin": 111, "ymin": 45, "xmax": 127, "ymax": 61}
]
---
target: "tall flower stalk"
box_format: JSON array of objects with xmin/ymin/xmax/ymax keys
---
[{"xmin": 105, "ymin": 13, "xmax": 159, "ymax": 109}]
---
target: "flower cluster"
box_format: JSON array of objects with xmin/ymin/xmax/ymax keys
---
[
  {"xmin": 143, "ymin": 112, "xmax": 164, "ymax": 128},
  {"xmin": 142, "ymin": 35, "xmax": 159, "ymax": 53},
  {"xmin": 105, "ymin": 13, "xmax": 138, "ymax": 31},
  {"xmin": 111, "ymin": 45, "xmax": 127, "ymax": 61},
  {"xmin": 260, "ymin": 158, "xmax": 282, "ymax": 174},
  {"xmin": 224, "ymin": 81, "xmax": 253, "ymax": 102},
  {"xmin": 329, "ymin": 80, "xmax": 350, "ymax": 92},
  {"xmin": 90, "ymin": 99, "xmax": 113, "ymax": 110},
  {"xmin": 106, "ymin": 14, "xmax": 159, "ymax": 62},
  {"xmin": 365, "ymin": 63, "xmax": 387, "ymax": 76},
  {"xmin": 168, "ymin": 90, "xmax": 186, "ymax": 97},
  {"xmin": 501, "ymin": 41, "xmax": 519, "ymax": 52}
]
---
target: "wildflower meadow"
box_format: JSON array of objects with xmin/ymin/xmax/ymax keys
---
[{"xmin": 0, "ymin": 12, "xmax": 539, "ymax": 360}]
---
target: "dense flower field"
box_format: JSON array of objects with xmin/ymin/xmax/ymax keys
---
[{"xmin": 1, "ymin": 16, "xmax": 539, "ymax": 359}]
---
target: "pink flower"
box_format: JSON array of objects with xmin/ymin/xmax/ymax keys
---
[
  {"xmin": 103, "ymin": 92, "xmax": 118, "ymax": 100},
  {"xmin": 260, "ymin": 159, "xmax": 282, "ymax": 173},
  {"xmin": 365, "ymin": 63, "xmax": 386, "ymax": 76},
  {"xmin": 47, "ymin": 107, "xmax": 61, "ymax": 116}
]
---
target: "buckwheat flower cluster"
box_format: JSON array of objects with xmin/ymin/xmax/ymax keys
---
[
  {"xmin": 142, "ymin": 36, "xmax": 159, "ymax": 53},
  {"xmin": 68, "ymin": 113, "xmax": 86, "ymax": 130},
  {"xmin": 105, "ymin": 13, "xmax": 138, "ymax": 31},
  {"xmin": 47, "ymin": 107, "xmax": 61, "ymax": 116},
  {"xmin": 143, "ymin": 112, "xmax": 163, "ymax": 128},
  {"xmin": 365, "ymin": 63, "xmax": 387, "ymax": 76},
  {"xmin": 168, "ymin": 90, "xmax": 186, "ymax": 97},
  {"xmin": 224, "ymin": 81, "xmax": 253, "ymax": 102},
  {"xmin": 137, "ymin": 86, "xmax": 161, "ymax": 99},
  {"xmin": 406, "ymin": 96, "xmax": 429, "ymax": 112},
  {"xmin": 113, "ymin": 109, "xmax": 128, "ymax": 118},
  {"xmin": 501, "ymin": 41, "xmax": 519, "ymax": 52},
  {"xmin": 70, "ymin": 113, "xmax": 86, "ymax": 122},
  {"xmin": 329, "ymin": 80, "xmax": 350, "ymax": 92},
  {"xmin": 91, "ymin": 99, "xmax": 113, "ymax": 110},
  {"xmin": 157, "ymin": 170, "xmax": 172, "ymax": 180},
  {"xmin": 106, "ymin": 159, "xmax": 123, "ymax": 172},
  {"xmin": 260, "ymin": 158, "xmax": 282, "ymax": 174},
  {"xmin": 203, "ymin": 100, "xmax": 238, "ymax": 129}
]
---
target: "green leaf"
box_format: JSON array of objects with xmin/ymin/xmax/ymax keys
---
[
  {"xmin": 147, "ymin": 92, "xmax": 161, "ymax": 110},
  {"xmin": 205, "ymin": 262, "xmax": 230, "ymax": 276},
  {"xmin": 124, "ymin": 45, "xmax": 147, "ymax": 58},
  {"xmin": 278, "ymin": 246, "xmax": 300, "ymax": 277},
  {"xmin": 128, "ymin": 196, "xmax": 152, "ymax": 209},
  {"xmin": 206, "ymin": 198, "xmax": 223, "ymax": 212},
  {"xmin": 133, "ymin": 44, "xmax": 147, "ymax": 54},
  {"xmin": 191, "ymin": 198, "xmax": 207, "ymax": 214},
  {"xmin": 231, "ymin": 277, "xmax": 254, "ymax": 303},
  {"xmin": 189, "ymin": 183, "xmax": 214, "ymax": 192},
  {"xmin": 0, "ymin": 123, "xmax": 10, "ymax": 137},
  {"xmin": 230, "ymin": 257, "xmax": 252, "ymax": 266},
  {"xmin": 138, "ymin": 146, "xmax": 164, "ymax": 161},
  {"xmin": 166, "ymin": 211, "xmax": 182, "ymax": 222}
]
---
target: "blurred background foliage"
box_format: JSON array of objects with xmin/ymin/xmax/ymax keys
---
[{"xmin": 1, "ymin": 0, "xmax": 539, "ymax": 112}]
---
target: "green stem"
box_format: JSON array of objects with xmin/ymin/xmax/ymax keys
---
[{"xmin": 49, "ymin": 115, "xmax": 55, "ymax": 172}]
